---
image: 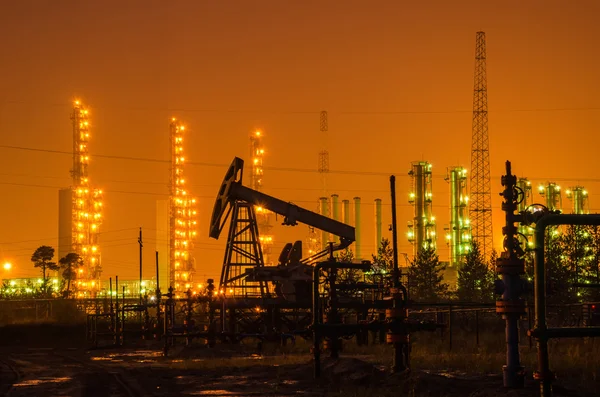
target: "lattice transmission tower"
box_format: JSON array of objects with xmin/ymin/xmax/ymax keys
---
[
  {"xmin": 318, "ymin": 110, "xmax": 329, "ymax": 193},
  {"xmin": 469, "ymin": 31, "xmax": 494, "ymax": 258},
  {"xmin": 307, "ymin": 111, "xmax": 330, "ymax": 256}
]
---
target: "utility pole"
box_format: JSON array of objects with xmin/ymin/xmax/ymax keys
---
[
  {"xmin": 138, "ymin": 227, "xmax": 143, "ymax": 303},
  {"xmin": 469, "ymin": 31, "xmax": 494, "ymax": 258}
]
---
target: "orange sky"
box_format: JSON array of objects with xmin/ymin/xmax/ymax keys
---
[{"xmin": 1, "ymin": 1, "xmax": 600, "ymax": 281}]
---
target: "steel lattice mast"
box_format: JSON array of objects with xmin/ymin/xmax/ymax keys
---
[
  {"xmin": 469, "ymin": 31, "xmax": 494, "ymax": 258},
  {"xmin": 309, "ymin": 111, "xmax": 330, "ymax": 254}
]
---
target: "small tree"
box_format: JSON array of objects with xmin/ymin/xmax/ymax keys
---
[
  {"xmin": 31, "ymin": 246, "xmax": 58, "ymax": 288},
  {"xmin": 545, "ymin": 230, "xmax": 575, "ymax": 304},
  {"xmin": 371, "ymin": 238, "xmax": 394, "ymax": 273},
  {"xmin": 336, "ymin": 248, "xmax": 360, "ymax": 284},
  {"xmin": 457, "ymin": 240, "xmax": 494, "ymax": 302},
  {"xmin": 59, "ymin": 253, "xmax": 83, "ymax": 298},
  {"xmin": 408, "ymin": 246, "xmax": 448, "ymax": 302}
]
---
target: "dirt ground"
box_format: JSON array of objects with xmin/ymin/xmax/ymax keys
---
[{"xmin": 0, "ymin": 324, "xmax": 597, "ymax": 397}]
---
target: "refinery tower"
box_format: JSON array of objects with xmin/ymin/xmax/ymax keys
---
[
  {"xmin": 157, "ymin": 118, "xmax": 198, "ymax": 298},
  {"xmin": 444, "ymin": 166, "xmax": 471, "ymax": 268},
  {"xmin": 407, "ymin": 161, "xmax": 436, "ymax": 258},
  {"xmin": 58, "ymin": 100, "xmax": 103, "ymax": 297}
]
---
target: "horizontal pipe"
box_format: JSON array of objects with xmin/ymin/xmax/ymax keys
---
[
  {"xmin": 571, "ymin": 283, "xmax": 600, "ymax": 289},
  {"xmin": 534, "ymin": 214, "xmax": 600, "ymax": 396},
  {"xmin": 529, "ymin": 327, "xmax": 600, "ymax": 339},
  {"xmin": 535, "ymin": 214, "xmax": 600, "ymax": 331}
]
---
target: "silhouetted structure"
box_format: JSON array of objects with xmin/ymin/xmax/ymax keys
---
[{"xmin": 469, "ymin": 31, "xmax": 494, "ymax": 257}]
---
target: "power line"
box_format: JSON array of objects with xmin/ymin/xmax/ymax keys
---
[
  {"xmin": 4, "ymin": 143, "xmax": 600, "ymax": 183},
  {"xmin": 3, "ymin": 100, "xmax": 600, "ymax": 114}
]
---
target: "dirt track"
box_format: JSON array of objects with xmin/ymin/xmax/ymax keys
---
[
  {"xmin": 0, "ymin": 346, "xmax": 595, "ymax": 397},
  {"xmin": 0, "ymin": 324, "xmax": 597, "ymax": 396}
]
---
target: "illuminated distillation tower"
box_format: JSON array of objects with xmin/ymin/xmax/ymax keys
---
[
  {"xmin": 516, "ymin": 178, "xmax": 534, "ymax": 248},
  {"xmin": 566, "ymin": 186, "xmax": 589, "ymax": 215},
  {"xmin": 444, "ymin": 167, "xmax": 471, "ymax": 267},
  {"xmin": 407, "ymin": 161, "xmax": 436, "ymax": 257},
  {"xmin": 250, "ymin": 130, "xmax": 274, "ymax": 266},
  {"xmin": 538, "ymin": 182, "xmax": 562, "ymax": 213},
  {"xmin": 71, "ymin": 100, "xmax": 103, "ymax": 294},
  {"xmin": 170, "ymin": 119, "xmax": 197, "ymax": 297},
  {"xmin": 538, "ymin": 182, "xmax": 563, "ymax": 240}
]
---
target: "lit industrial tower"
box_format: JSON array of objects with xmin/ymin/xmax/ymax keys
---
[
  {"xmin": 469, "ymin": 31, "xmax": 494, "ymax": 258},
  {"xmin": 170, "ymin": 118, "xmax": 197, "ymax": 297},
  {"xmin": 70, "ymin": 100, "xmax": 103, "ymax": 294},
  {"xmin": 444, "ymin": 166, "xmax": 471, "ymax": 267},
  {"xmin": 250, "ymin": 130, "xmax": 274, "ymax": 266},
  {"xmin": 538, "ymin": 182, "xmax": 562, "ymax": 212},
  {"xmin": 566, "ymin": 186, "xmax": 589, "ymax": 214},
  {"xmin": 516, "ymin": 178, "xmax": 534, "ymax": 248},
  {"xmin": 309, "ymin": 111, "xmax": 330, "ymax": 255},
  {"xmin": 408, "ymin": 161, "xmax": 436, "ymax": 257},
  {"xmin": 318, "ymin": 110, "xmax": 329, "ymax": 194}
]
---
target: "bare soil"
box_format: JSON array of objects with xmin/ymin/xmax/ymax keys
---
[{"xmin": 0, "ymin": 324, "xmax": 596, "ymax": 396}]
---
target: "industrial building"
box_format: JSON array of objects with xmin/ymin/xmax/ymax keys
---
[
  {"xmin": 566, "ymin": 186, "xmax": 589, "ymax": 214},
  {"xmin": 57, "ymin": 100, "xmax": 103, "ymax": 296},
  {"xmin": 539, "ymin": 182, "xmax": 563, "ymax": 213},
  {"xmin": 444, "ymin": 166, "xmax": 471, "ymax": 268},
  {"xmin": 250, "ymin": 130, "xmax": 274, "ymax": 266},
  {"xmin": 516, "ymin": 178, "xmax": 534, "ymax": 248},
  {"xmin": 168, "ymin": 118, "xmax": 197, "ymax": 298},
  {"xmin": 407, "ymin": 161, "xmax": 437, "ymax": 258}
]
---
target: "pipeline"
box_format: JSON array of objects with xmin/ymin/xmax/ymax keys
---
[
  {"xmin": 529, "ymin": 213, "xmax": 600, "ymax": 396},
  {"xmin": 312, "ymin": 250, "xmax": 372, "ymax": 378}
]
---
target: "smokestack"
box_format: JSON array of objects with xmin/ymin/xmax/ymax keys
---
[
  {"xmin": 319, "ymin": 197, "xmax": 329, "ymax": 251},
  {"xmin": 331, "ymin": 194, "xmax": 339, "ymax": 244},
  {"xmin": 374, "ymin": 198, "xmax": 382, "ymax": 253},
  {"xmin": 342, "ymin": 199, "xmax": 350, "ymax": 224},
  {"xmin": 354, "ymin": 197, "xmax": 361, "ymax": 260}
]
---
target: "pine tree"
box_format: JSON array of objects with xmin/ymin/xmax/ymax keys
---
[
  {"xmin": 586, "ymin": 226, "xmax": 600, "ymax": 301},
  {"xmin": 371, "ymin": 238, "xmax": 394, "ymax": 274},
  {"xmin": 457, "ymin": 240, "xmax": 494, "ymax": 302},
  {"xmin": 408, "ymin": 246, "xmax": 448, "ymax": 302},
  {"xmin": 545, "ymin": 229, "xmax": 575, "ymax": 304},
  {"xmin": 367, "ymin": 238, "xmax": 394, "ymax": 285},
  {"xmin": 336, "ymin": 248, "xmax": 360, "ymax": 284},
  {"xmin": 561, "ymin": 225, "xmax": 594, "ymax": 302}
]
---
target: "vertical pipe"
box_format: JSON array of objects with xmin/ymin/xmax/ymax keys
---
[
  {"xmin": 155, "ymin": 251, "xmax": 160, "ymax": 293},
  {"xmin": 414, "ymin": 164, "xmax": 424, "ymax": 256},
  {"xmin": 374, "ymin": 198, "xmax": 382, "ymax": 253},
  {"xmin": 354, "ymin": 197, "xmax": 361, "ymax": 260},
  {"xmin": 139, "ymin": 227, "xmax": 143, "ymax": 304},
  {"xmin": 319, "ymin": 197, "xmax": 329, "ymax": 251},
  {"xmin": 342, "ymin": 199, "xmax": 350, "ymax": 225},
  {"xmin": 499, "ymin": 161, "xmax": 525, "ymax": 389},
  {"xmin": 449, "ymin": 168, "xmax": 458, "ymax": 267},
  {"xmin": 331, "ymin": 194, "xmax": 340, "ymax": 244},
  {"xmin": 390, "ymin": 178, "xmax": 399, "ymax": 284}
]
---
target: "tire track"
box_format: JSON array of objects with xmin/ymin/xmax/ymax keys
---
[{"xmin": 0, "ymin": 356, "xmax": 23, "ymax": 396}]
